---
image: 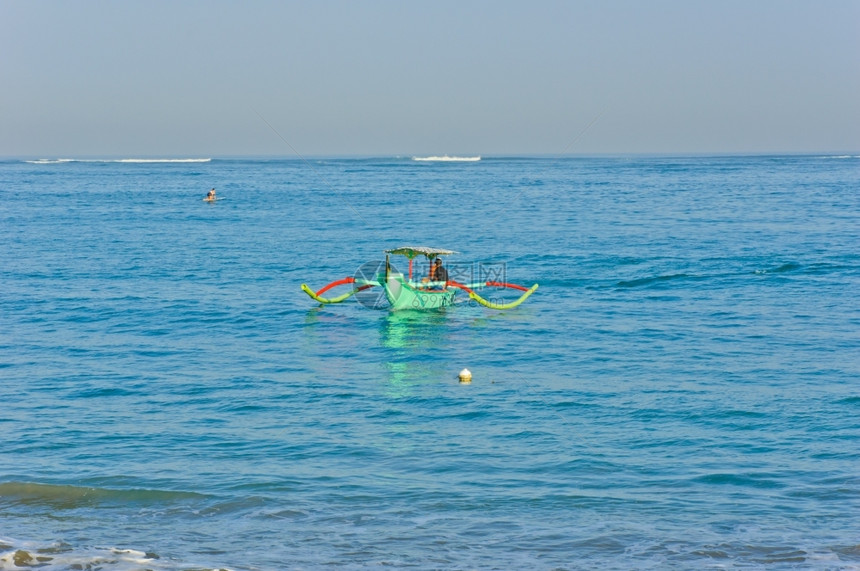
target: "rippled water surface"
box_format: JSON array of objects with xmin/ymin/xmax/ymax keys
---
[{"xmin": 1, "ymin": 155, "xmax": 859, "ymax": 569}]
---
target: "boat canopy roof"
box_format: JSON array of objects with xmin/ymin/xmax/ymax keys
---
[{"xmin": 385, "ymin": 246, "xmax": 458, "ymax": 259}]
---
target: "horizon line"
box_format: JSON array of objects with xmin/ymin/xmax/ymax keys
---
[{"xmin": 3, "ymin": 150, "xmax": 859, "ymax": 162}]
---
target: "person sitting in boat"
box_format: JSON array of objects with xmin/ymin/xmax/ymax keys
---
[
  {"xmin": 430, "ymin": 258, "xmax": 448, "ymax": 289},
  {"xmin": 205, "ymin": 188, "xmax": 216, "ymax": 201}
]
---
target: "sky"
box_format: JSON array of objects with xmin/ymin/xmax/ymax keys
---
[{"xmin": 1, "ymin": 0, "xmax": 858, "ymax": 157}]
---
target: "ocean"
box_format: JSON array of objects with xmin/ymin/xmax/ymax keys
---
[{"xmin": 1, "ymin": 155, "xmax": 858, "ymax": 570}]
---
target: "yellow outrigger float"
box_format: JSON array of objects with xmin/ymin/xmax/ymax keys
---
[{"xmin": 301, "ymin": 246, "xmax": 538, "ymax": 311}]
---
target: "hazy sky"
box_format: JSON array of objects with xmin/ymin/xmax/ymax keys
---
[{"xmin": 1, "ymin": 1, "xmax": 858, "ymax": 157}]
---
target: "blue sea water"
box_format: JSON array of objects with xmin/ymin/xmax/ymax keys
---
[{"xmin": 1, "ymin": 155, "xmax": 859, "ymax": 570}]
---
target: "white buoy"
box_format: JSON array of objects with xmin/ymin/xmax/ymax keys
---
[{"xmin": 458, "ymin": 368, "xmax": 472, "ymax": 384}]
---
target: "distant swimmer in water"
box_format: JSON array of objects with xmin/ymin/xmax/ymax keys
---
[{"xmin": 204, "ymin": 188, "xmax": 216, "ymax": 202}]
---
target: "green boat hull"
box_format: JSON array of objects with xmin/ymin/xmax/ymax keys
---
[{"xmin": 384, "ymin": 273, "xmax": 456, "ymax": 310}]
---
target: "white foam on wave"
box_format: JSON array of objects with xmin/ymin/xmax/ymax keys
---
[
  {"xmin": 0, "ymin": 538, "xmax": 233, "ymax": 571},
  {"xmin": 25, "ymin": 158, "xmax": 211, "ymax": 164},
  {"xmin": 412, "ymin": 155, "xmax": 481, "ymax": 162},
  {"xmin": 0, "ymin": 544, "xmax": 156, "ymax": 571},
  {"xmin": 113, "ymin": 158, "xmax": 212, "ymax": 163}
]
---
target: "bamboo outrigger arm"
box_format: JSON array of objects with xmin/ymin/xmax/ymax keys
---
[
  {"xmin": 447, "ymin": 280, "xmax": 539, "ymax": 310},
  {"xmin": 301, "ymin": 277, "xmax": 377, "ymax": 304},
  {"xmin": 468, "ymin": 284, "xmax": 539, "ymax": 309}
]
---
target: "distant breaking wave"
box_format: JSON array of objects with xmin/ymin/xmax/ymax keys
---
[
  {"xmin": 412, "ymin": 155, "xmax": 481, "ymax": 162},
  {"xmin": 25, "ymin": 158, "xmax": 212, "ymax": 164}
]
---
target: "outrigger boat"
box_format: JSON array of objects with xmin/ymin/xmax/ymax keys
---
[{"xmin": 301, "ymin": 246, "xmax": 538, "ymax": 310}]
